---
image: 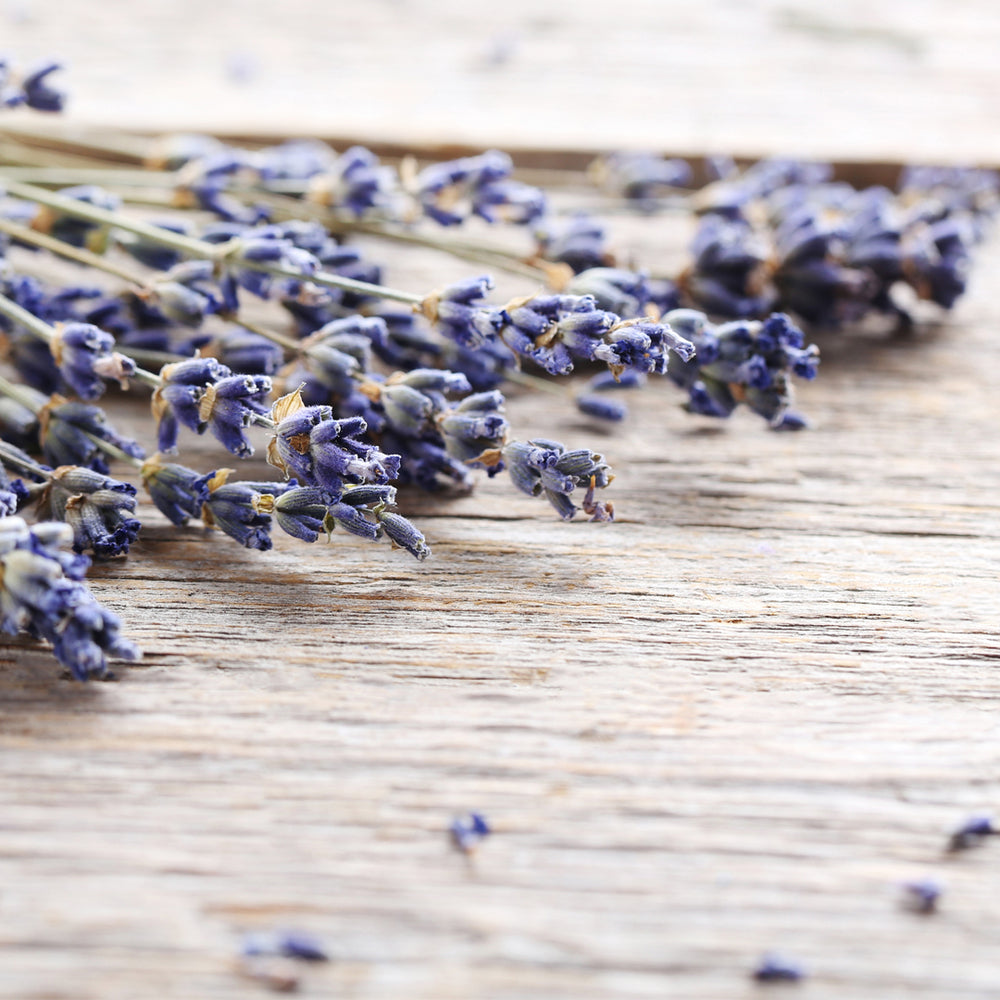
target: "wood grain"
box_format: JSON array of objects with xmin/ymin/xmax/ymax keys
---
[
  {"xmin": 1, "ymin": 200, "xmax": 999, "ymax": 999},
  {"xmin": 5, "ymin": 0, "xmax": 1000, "ymax": 164},
  {"xmin": 4, "ymin": 4, "xmax": 1000, "ymax": 993}
]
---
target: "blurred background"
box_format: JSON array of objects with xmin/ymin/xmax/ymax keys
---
[{"xmin": 3, "ymin": 0, "xmax": 999, "ymax": 163}]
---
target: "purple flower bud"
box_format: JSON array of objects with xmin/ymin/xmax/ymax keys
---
[
  {"xmin": 197, "ymin": 374, "xmax": 272, "ymax": 457},
  {"xmin": 40, "ymin": 399, "xmax": 145, "ymax": 474},
  {"xmin": 450, "ymin": 811, "xmax": 490, "ymax": 853},
  {"xmin": 141, "ymin": 458, "xmax": 214, "ymax": 526},
  {"xmin": 503, "ymin": 438, "xmax": 613, "ymax": 520},
  {"xmin": 947, "ymin": 813, "xmax": 996, "ymax": 852},
  {"xmin": 901, "ymin": 877, "xmax": 942, "ymax": 914},
  {"xmin": 377, "ymin": 510, "xmax": 429, "ymax": 560},
  {"xmin": 752, "ymin": 952, "xmax": 805, "ymax": 983},
  {"xmin": 36, "ymin": 467, "xmax": 141, "ymax": 559},
  {"xmin": 241, "ymin": 928, "xmax": 329, "ymax": 962},
  {"xmin": 202, "ymin": 473, "xmax": 272, "ymax": 550},
  {"xmin": 50, "ymin": 322, "xmax": 135, "ymax": 401}
]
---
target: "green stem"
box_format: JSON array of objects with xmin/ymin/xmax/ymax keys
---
[
  {"xmin": 0, "ymin": 216, "xmax": 146, "ymax": 287},
  {"xmin": 2, "ymin": 177, "xmax": 427, "ymax": 306},
  {"xmin": 0, "ymin": 371, "xmax": 46, "ymax": 414},
  {"xmin": 0, "ymin": 291, "xmax": 58, "ymax": 344},
  {"xmin": 0, "ymin": 436, "xmax": 51, "ymax": 479},
  {"xmin": 0, "ymin": 164, "xmax": 178, "ymax": 188},
  {"xmin": 0, "ymin": 178, "xmax": 232, "ymax": 261}
]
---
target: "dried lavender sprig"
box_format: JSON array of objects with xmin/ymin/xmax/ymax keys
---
[
  {"xmin": 0, "ymin": 290, "xmax": 279, "ymax": 457},
  {"xmin": 0, "ymin": 290, "xmax": 153, "ymax": 393},
  {"xmin": 1, "ymin": 178, "xmax": 426, "ymax": 307},
  {"xmin": 0, "ymin": 375, "xmax": 142, "ymax": 472},
  {"xmin": 501, "ymin": 438, "xmax": 614, "ymax": 521},
  {"xmin": 0, "ymin": 441, "xmax": 141, "ymax": 559},
  {"xmin": 0, "ymin": 514, "xmax": 140, "ymax": 679}
]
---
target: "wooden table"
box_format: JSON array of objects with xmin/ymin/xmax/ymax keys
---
[{"xmin": 3, "ymin": 4, "xmax": 1000, "ymax": 997}]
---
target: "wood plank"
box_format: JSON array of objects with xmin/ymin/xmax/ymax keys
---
[
  {"xmin": 4, "ymin": 0, "xmax": 1000, "ymax": 164},
  {"xmin": 1, "ymin": 202, "xmax": 999, "ymax": 997}
]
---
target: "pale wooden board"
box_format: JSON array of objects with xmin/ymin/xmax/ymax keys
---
[
  {"xmin": 4, "ymin": 0, "xmax": 1000, "ymax": 164},
  {"xmin": 0, "ymin": 191, "xmax": 999, "ymax": 1000}
]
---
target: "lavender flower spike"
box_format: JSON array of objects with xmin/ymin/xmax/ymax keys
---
[
  {"xmin": 141, "ymin": 457, "xmax": 214, "ymax": 526},
  {"xmin": 196, "ymin": 373, "xmax": 272, "ymax": 457},
  {"xmin": 0, "ymin": 515, "xmax": 140, "ymax": 679},
  {"xmin": 50, "ymin": 322, "xmax": 136, "ymax": 401},
  {"xmin": 152, "ymin": 356, "xmax": 232, "ymax": 453},
  {"xmin": 503, "ymin": 438, "xmax": 614, "ymax": 521},
  {"xmin": 201, "ymin": 470, "xmax": 273, "ymax": 551},
  {"xmin": 36, "ymin": 466, "xmax": 141, "ymax": 559}
]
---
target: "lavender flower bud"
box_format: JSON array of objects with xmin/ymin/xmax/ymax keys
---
[
  {"xmin": 575, "ymin": 392, "xmax": 627, "ymax": 422},
  {"xmin": 241, "ymin": 928, "xmax": 329, "ymax": 962},
  {"xmin": 40, "ymin": 398, "xmax": 145, "ymax": 474},
  {"xmin": 503, "ymin": 439, "xmax": 613, "ymax": 521},
  {"xmin": 376, "ymin": 510, "xmax": 429, "ymax": 560},
  {"xmin": 20, "ymin": 62, "xmax": 66, "ymax": 112},
  {"xmin": 197, "ymin": 373, "xmax": 272, "ymax": 457},
  {"xmin": 473, "ymin": 177, "xmax": 546, "ymax": 225},
  {"xmin": 37, "ymin": 466, "xmax": 141, "ymax": 559},
  {"xmin": 0, "ymin": 463, "xmax": 18, "ymax": 517},
  {"xmin": 752, "ymin": 953, "xmax": 805, "ymax": 983},
  {"xmin": 256, "ymin": 486, "xmax": 335, "ymax": 543},
  {"xmin": 141, "ymin": 457, "xmax": 214, "ymax": 526},
  {"xmin": 438, "ymin": 390, "xmax": 508, "ymax": 467},
  {"xmin": 201, "ymin": 471, "xmax": 272, "ymax": 550},
  {"xmin": 50, "ymin": 322, "xmax": 135, "ymax": 401},
  {"xmin": 270, "ymin": 408, "xmax": 400, "ymax": 492},
  {"xmin": 218, "ymin": 329, "xmax": 284, "ymax": 376},
  {"xmin": 535, "ymin": 213, "xmax": 609, "ymax": 274},
  {"xmin": 421, "ymin": 276, "xmax": 506, "ymax": 350},
  {"xmin": 591, "ymin": 152, "xmax": 692, "ymax": 205},
  {"xmin": 44, "ymin": 186, "xmax": 120, "ymax": 251},
  {"xmin": 144, "ymin": 260, "xmax": 223, "ymax": 327},
  {"xmin": 901, "ymin": 877, "xmax": 942, "ymax": 914},
  {"xmin": 947, "ymin": 813, "xmax": 996, "ymax": 852},
  {"xmin": 450, "ymin": 812, "xmax": 490, "ymax": 853},
  {"xmin": 416, "ymin": 150, "xmax": 514, "ymax": 226},
  {"xmin": 307, "ymin": 145, "xmax": 397, "ymax": 217},
  {"xmin": 152, "ymin": 356, "xmax": 232, "ymax": 453}
]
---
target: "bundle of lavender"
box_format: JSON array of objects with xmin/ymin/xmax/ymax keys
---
[{"xmin": 0, "ymin": 59, "xmax": 993, "ymax": 678}]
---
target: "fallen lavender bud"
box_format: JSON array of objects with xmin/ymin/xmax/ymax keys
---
[
  {"xmin": 0, "ymin": 59, "xmax": 66, "ymax": 112},
  {"xmin": 947, "ymin": 813, "xmax": 996, "ymax": 852},
  {"xmin": 752, "ymin": 952, "xmax": 805, "ymax": 983},
  {"xmin": 242, "ymin": 928, "xmax": 329, "ymax": 962},
  {"xmin": 901, "ymin": 876, "xmax": 943, "ymax": 914},
  {"xmin": 450, "ymin": 811, "xmax": 490, "ymax": 853}
]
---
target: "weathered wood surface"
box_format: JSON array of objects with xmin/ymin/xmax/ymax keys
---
[
  {"xmin": 2, "ymin": 201, "xmax": 1000, "ymax": 999},
  {"xmin": 6, "ymin": 0, "xmax": 1000, "ymax": 164},
  {"xmin": 4, "ymin": 4, "xmax": 1000, "ymax": 997}
]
